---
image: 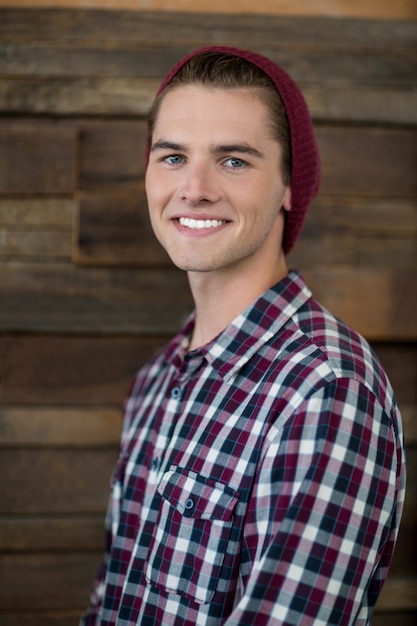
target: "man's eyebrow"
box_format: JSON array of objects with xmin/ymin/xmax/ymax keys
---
[
  {"xmin": 150, "ymin": 140, "xmax": 186, "ymax": 152},
  {"xmin": 150, "ymin": 140, "xmax": 264, "ymax": 159},
  {"xmin": 213, "ymin": 144, "xmax": 265, "ymax": 159}
]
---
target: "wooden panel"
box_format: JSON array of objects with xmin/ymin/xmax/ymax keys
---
[
  {"xmin": 316, "ymin": 127, "xmax": 417, "ymax": 197},
  {"xmin": 373, "ymin": 343, "xmax": 417, "ymax": 406},
  {"xmin": 0, "ymin": 198, "xmax": 74, "ymax": 226},
  {"xmin": 0, "ymin": 78, "xmax": 416, "ymax": 124},
  {"xmin": 79, "ymin": 120, "xmax": 147, "ymax": 190},
  {"xmin": 1, "ymin": 449, "xmax": 117, "ymax": 514},
  {"xmin": 372, "ymin": 615, "xmax": 417, "ymax": 626},
  {"xmin": 0, "ymin": 516, "xmax": 105, "ymax": 552},
  {"xmin": 0, "ymin": 76, "xmax": 159, "ymax": 117},
  {"xmin": 2, "ymin": 43, "xmax": 415, "ymax": 86},
  {"xmin": 376, "ymin": 577, "xmax": 417, "ymax": 612},
  {"xmin": 0, "ymin": 121, "xmax": 76, "ymax": 194},
  {"xmin": 0, "ymin": 198, "xmax": 73, "ymax": 260},
  {"xmin": 0, "ymin": 9, "xmax": 415, "ymax": 50},
  {"xmin": 304, "ymin": 269, "xmax": 417, "ymax": 340},
  {"xmin": 289, "ymin": 195, "xmax": 417, "ymax": 268},
  {"xmin": 0, "ymin": 229, "xmax": 72, "ymax": 260},
  {"xmin": 0, "ymin": 335, "xmax": 167, "ymax": 405},
  {"xmin": 75, "ymin": 190, "xmax": 170, "ymax": 266},
  {"xmin": 0, "ymin": 614, "xmax": 81, "ymax": 626},
  {"xmin": 0, "ymin": 407, "xmax": 121, "ymax": 446},
  {"xmin": 0, "ymin": 552, "xmax": 100, "ymax": 610}
]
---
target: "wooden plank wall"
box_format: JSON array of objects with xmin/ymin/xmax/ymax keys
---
[
  {"xmin": 0, "ymin": 8, "xmax": 416, "ymax": 624},
  {"xmin": 2, "ymin": 0, "xmax": 417, "ymax": 20}
]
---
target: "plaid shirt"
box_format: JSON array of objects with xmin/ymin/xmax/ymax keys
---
[{"xmin": 81, "ymin": 271, "xmax": 405, "ymax": 626}]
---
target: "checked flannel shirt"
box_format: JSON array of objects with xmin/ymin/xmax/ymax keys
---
[{"xmin": 81, "ymin": 270, "xmax": 406, "ymax": 626}]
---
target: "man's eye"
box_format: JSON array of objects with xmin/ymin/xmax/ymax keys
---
[
  {"xmin": 164, "ymin": 154, "xmax": 184, "ymax": 165},
  {"xmin": 225, "ymin": 157, "xmax": 246, "ymax": 169}
]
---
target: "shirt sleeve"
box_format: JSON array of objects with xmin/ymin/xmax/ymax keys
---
[{"xmin": 223, "ymin": 377, "xmax": 402, "ymax": 626}]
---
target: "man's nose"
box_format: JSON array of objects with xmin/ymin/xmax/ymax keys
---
[{"xmin": 180, "ymin": 162, "xmax": 220, "ymax": 205}]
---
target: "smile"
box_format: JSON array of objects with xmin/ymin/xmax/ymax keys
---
[{"xmin": 178, "ymin": 217, "xmax": 226, "ymax": 229}]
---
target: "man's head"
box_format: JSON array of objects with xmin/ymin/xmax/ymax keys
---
[{"xmin": 146, "ymin": 46, "xmax": 320, "ymax": 255}]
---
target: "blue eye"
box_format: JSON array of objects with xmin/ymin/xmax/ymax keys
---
[
  {"xmin": 164, "ymin": 154, "xmax": 184, "ymax": 165},
  {"xmin": 225, "ymin": 157, "xmax": 246, "ymax": 168}
]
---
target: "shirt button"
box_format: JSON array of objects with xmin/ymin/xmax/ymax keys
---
[
  {"xmin": 171, "ymin": 386, "xmax": 182, "ymax": 399},
  {"xmin": 185, "ymin": 498, "xmax": 195, "ymax": 510}
]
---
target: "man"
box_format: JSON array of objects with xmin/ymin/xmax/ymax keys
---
[{"xmin": 81, "ymin": 46, "xmax": 406, "ymax": 625}]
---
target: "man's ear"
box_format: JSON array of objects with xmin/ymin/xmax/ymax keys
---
[{"xmin": 282, "ymin": 186, "xmax": 292, "ymax": 212}]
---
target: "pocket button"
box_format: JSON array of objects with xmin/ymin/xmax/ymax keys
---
[
  {"xmin": 171, "ymin": 387, "xmax": 182, "ymax": 399},
  {"xmin": 185, "ymin": 498, "xmax": 195, "ymax": 510}
]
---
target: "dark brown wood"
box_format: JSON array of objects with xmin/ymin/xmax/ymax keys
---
[
  {"xmin": 2, "ymin": 43, "xmax": 415, "ymax": 87},
  {"xmin": 373, "ymin": 343, "xmax": 417, "ymax": 407},
  {"xmin": 0, "ymin": 9, "xmax": 415, "ymax": 52},
  {"xmin": 1, "ymin": 449, "xmax": 117, "ymax": 514},
  {"xmin": 0, "ymin": 552, "xmax": 101, "ymax": 611},
  {"xmin": 0, "ymin": 614, "xmax": 81, "ymax": 626},
  {"xmin": 0, "ymin": 407, "xmax": 121, "ymax": 446},
  {"xmin": 0, "ymin": 76, "xmax": 159, "ymax": 117},
  {"xmin": 79, "ymin": 120, "xmax": 147, "ymax": 190},
  {"xmin": 0, "ymin": 335, "xmax": 167, "ymax": 405},
  {"xmin": 373, "ymin": 615, "xmax": 417, "ymax": 626},
  {"xmin": 0, "ymin": 121, "xmax": 76, "ymax": 194},
  {"xmin": 0, "ymin": 198, "xmax": 74, "ymax": 226},
  {"xmin": 316, "ymin": 126, "xmax": 417, "ymax": 197},
  {"xmin": 376, "ymin": 577, "xmax": 417, "ymax": 612},
  {"xmin": 1, "ymin": 78, "xmax": 415, "ymax": 124},
  {"xmin": 75, "ymin": 190, "xmax": 171, "ymax": 266},
  {"xmin": 0, "ymin": 516, "xmax": 105, "ymax": 552},
  {"xmin": 304, "ymin": 269, "xmax": 417, "ymax": 340}
]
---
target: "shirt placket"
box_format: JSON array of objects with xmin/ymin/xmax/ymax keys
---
[{"xmin": 152, "ymin": 350, "xmax": 206, "ymax": 480}]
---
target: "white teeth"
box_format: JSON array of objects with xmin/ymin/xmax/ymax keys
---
[{"xmin": 179, "ymin": 217, "xmax": 226, "ymax": 229}]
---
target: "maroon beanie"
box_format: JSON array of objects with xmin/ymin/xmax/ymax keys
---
[{"xmin": 147, "ymin": 46, "xmax": 320, "ymax": 255}]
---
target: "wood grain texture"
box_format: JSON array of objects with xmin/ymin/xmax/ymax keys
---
[
  {"xmin": 0, "ymin": 121, "xmax": 77, "ymax": 194},
  {"xmin": 1, "ymin": 449, "xmax": 117, "ymax": 514},
  {"xmin": 0, "ymin": 407, "xmax": 122, "ymax": 446},
  {"xmin": 0, "ymin": 552, "xmax": 100, "ymax": 610},
  {"xmin": 0, "ymin": 9, "xmax": 416, "ymax": 47},
  {"xmin": 0, "ymin": 334, "xmax": 168, "ymax": 404},
  {"xmin": 1, "ymin": 0, "xmax": 416, "ymax": 20},
  {"xmin": 0, "ymin": 516, "xmax": 105, "ymax": 551}
]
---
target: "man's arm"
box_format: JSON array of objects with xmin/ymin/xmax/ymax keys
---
[{"xmin": 224, "ymin": 378, "xmax": 404, "ymax": 626}]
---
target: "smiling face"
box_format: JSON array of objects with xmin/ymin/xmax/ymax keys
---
[{"xmin": 145, "ymin": 85, "xmax": 291, "ymax": 284}]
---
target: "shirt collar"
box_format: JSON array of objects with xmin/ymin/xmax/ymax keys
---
[{"xmin": 167, "ymin": 270, "xmax": 311, "ymax": 380}]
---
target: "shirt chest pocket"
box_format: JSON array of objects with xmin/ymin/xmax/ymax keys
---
[{"xmin": 145, "ymin": 465, "xmax": 240, "ymax": 605}]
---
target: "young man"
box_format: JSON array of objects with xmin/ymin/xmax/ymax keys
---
[{"xmin": 81, "ymin": 47, "xmax": 406, "ymax": 626}]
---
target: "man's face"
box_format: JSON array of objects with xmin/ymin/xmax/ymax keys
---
[{"xmin": 145, "ymin": 85, "xmax": 291, "ymax": 280}]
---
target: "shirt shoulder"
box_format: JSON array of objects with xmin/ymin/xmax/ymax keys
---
[{"xmin": 288, "ymin": 296, "xmax": 399, "ymax": 421}]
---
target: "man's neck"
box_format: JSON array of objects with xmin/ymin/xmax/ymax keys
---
[{"xmin": 187, "ymin": 258, "xmax": 288, "ymax": 351}]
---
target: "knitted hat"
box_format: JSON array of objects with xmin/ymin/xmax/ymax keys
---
[{"xmin": 147, "ymin": 46, "xmax": 320, "ymax": 255}]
